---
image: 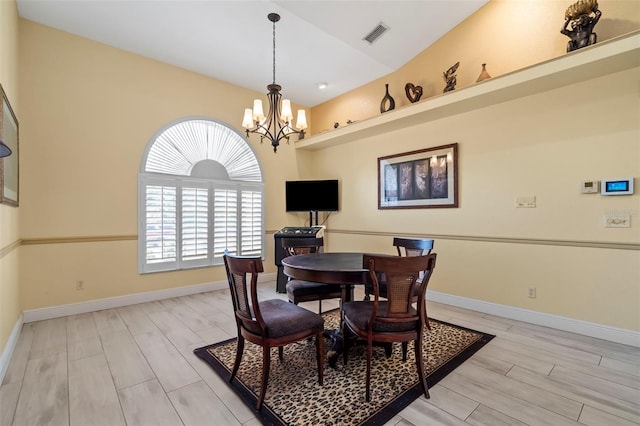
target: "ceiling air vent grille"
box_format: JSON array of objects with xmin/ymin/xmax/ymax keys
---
[{"xmin": 363, "ymin": 22, "xmax": 389, "ymax": 44}]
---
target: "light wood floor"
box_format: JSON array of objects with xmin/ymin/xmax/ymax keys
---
[{"xmin": 1, "ymin": 280, "xmax": 639, "ymax": 426}]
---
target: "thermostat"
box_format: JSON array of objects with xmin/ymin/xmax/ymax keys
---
[
  {"xmin": 581, "ymin": 180, "xmax": 599, "ymax": 194},
  {"xmin": 601, "ymin": 178, "xmax": 634, "ymax": 195}
]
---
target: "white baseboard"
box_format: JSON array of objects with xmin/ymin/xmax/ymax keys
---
[
  {"xmin": 0, "ymin": 313, "xmax": 24, "ymax": 385},
  {"xmin": 23, "ymin": 281, "xmax": 223, "ymax": 323},
  {"xmin": 22, "ymin": 272, "xmax": 277, "ymax": 323},
  {"xmin": 428, "ymin": 290, "xmax": 640, "ymax": 348}
]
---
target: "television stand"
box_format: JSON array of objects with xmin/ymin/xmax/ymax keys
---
[
  {"xmin": 273, "ymin": 225, "xmax": 325, "ymax": 293},
  {"xmin": 309, "ymin": 210, "xmax": 319, "ymax": 226}
]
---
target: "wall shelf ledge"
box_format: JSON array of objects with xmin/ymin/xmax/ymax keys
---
[{"xmin": 295, "ymin": 31, "xmax": 640, "ymax": 151}]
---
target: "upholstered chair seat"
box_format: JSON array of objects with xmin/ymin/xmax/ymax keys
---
[
  {"xmin": 286, "ymin": 280, "xmax": 343, "ymax": 299},
  {"xmin": 256, "ymin": 299, "xmax": 325, "ymax": 337},
  {"xmin": 342, "ymin": 301, "xmax": 419, "ymax": 333}
]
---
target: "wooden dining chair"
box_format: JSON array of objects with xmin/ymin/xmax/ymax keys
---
[
  {"xmin": 342, "ymin": 253, "xmax": 437, "ymax": 402},
  {"xmin": 364, "ymin": 237, "xmax": 435, "ymax": 328},
  {"xmin": 223, "ymin": 252, "xmax": 325, "ymax": 410},
  {"xmin": 281, "ymin": 237, "xmax": 343, "ymax": 314}
]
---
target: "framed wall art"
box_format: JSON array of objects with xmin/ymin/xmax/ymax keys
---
[
  {"xmin": 1, "ymin": 84, "xmax": 19, "ymax": 207},
  {"xmin": 378, "ymin": 143, "xmax": 458, "ymax": 209}
]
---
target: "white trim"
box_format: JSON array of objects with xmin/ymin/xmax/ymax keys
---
[
  {"xmin": 428, "ymin": 290, "xmax": 640, "ymax": 348},
  {"xmin": 22, "ymin": 273, "xmax": 277, "ymax": 323},
  {"xmin": 19, "ymin": 275, "xmax": 236, "ymax": 323},
  {"xmin": 0, "ymin": 313, "xmax": 24, "ymax": 385},
  {"xmin": 23, "ymin": 281, "xmax": 224, "ymax": 323}
]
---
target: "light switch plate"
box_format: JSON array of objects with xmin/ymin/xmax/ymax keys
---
[{"xmin": 604, "ymin": 212, "xmax": 631, "ymax": 228}]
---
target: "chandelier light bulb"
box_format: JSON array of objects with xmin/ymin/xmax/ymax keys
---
[
  {"xmin": 242, "ymin": 109, "xmax": 254, "ymax": 129},
  {"xmin": 296, "ymin": 110, "xmax": 308, "ymax": 130},
  {"xmin": 252, "ymin": 99, "xmax": 265, "ymax": 122},
  {"xmin": 280, "ymin": 99, "xmax": 293, "ymax": 122}
]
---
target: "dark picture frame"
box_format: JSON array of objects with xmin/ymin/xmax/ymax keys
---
[
  {"xmin": 378, "ymin": 143, "xmax": 458, "ymax": 209},
  {"xmin": 0, "ymin": 84, "xmax": 19, "ymax": 207}
]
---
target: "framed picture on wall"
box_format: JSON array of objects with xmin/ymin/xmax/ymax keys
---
[
  {"xmin": 378, "ymin": 143, "xmax": 458, "ymax": 209},
  {"xmin": 0, "ymin": 84, "xmax": 19, "ymax": 207}
]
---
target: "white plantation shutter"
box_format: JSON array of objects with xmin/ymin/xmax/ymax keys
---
[
  {"xmin": 182, "ymin": 185, "xmax": 209, "ymax": 262},
  {"xmin": 144, "ymin": 119, "xmax": 261, "ymax": 181},
  {"xmin": 145, "ymin": 185, "xmax": 177, "ymax": 265},
  {"xmin": 213, "ymin": 188, "xmax": 238, "ymax": 257},
  {"xmin": 241, "ymin": 190, "xmax": 263, "ymax": 255},
  {"xmin": 212, "ymin": 185, "xmax": 263, "ymax": 258},
  {"xmin": 139, "ymin": 118, "xmax": 264, "ymax": 273}
]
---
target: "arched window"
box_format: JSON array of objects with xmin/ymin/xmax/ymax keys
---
[{"xmin": 138, "ymin": 118, "xmax": 264, "ymax": 273}]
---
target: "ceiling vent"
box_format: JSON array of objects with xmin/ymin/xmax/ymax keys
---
[{"xmin": 363, "ymin": 22, "xmax": 389, "ymax": 44}]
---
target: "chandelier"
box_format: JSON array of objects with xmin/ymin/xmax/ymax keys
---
[{"xmin": 242, "ymin": 13, "xmax": 307, "ymax": 153}]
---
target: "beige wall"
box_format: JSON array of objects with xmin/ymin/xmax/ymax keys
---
[
  {"xmin": 310, "ymin": 0, "xmax": 640, "ymax": 133},
  {"xmin": 307, "ymin": 66, "xmax": 640, "ymax": 330},
  {"xmin": 0, "ymin": 0, "xmax": 21, "ymax": 358},
  {"xmin": 17, "ymin": 20, "xmax": 309, "ymax": 312}
]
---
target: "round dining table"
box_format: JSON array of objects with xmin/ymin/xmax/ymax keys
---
[{"xmin": 281, "ymin": 252, "xmax": 372, "ymax": 303}]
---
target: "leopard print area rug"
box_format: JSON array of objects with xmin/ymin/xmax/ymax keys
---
[{"xmin": 194, "ymin": 310, "xmax": 493, "ymax": 426}]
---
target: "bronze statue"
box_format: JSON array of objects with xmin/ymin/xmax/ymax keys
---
[
  {"xmin": 561, "ymin": 0, "xmax": 601, "ymax": 52},
  {"xmin": 443, "ymin": 62, "xmax": 459, "ymax": 93}
]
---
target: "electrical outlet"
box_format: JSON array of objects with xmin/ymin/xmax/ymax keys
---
[
  {"xmin": 76, "ymin": 280, "xmax": 85, "ymax": 290},
  {"xmin": 528, "ymin": 287, "xmax": 536, "ymax": 298}
]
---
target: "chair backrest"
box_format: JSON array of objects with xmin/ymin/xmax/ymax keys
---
[
  {"xmin": 393, "ymin": 237, "xmax": 434, "ymax": 257},
  {"xmin": 281, "ymin": 237, "xmax": 324, "ymax": 257},
  {"xmin": 363, "ymin": 253, "xmax": 437, "ymax": 320},
  {"xmin": 223, "ymin": 252, "xmax": 265, "ymax": 336}
]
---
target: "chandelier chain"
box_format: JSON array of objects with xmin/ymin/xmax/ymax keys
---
[{"xmin": 272, "ymin": 17, "xmax": 276, "ymax": 85}]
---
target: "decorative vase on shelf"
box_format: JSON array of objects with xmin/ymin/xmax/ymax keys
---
[
  {"xmin": 476, "ymin": 63, "xmax": 492, "ymax": 82},
  {"xmin": 380, "ymin": 84, "xmax": 395, "ymax": 113},
  {"xmin": 405, "ymin": 83, "xmax": 423, "ymax": 103}
]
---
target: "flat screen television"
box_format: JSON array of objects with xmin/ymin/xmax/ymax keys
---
[{"xmin": 285, "ymin": 179, "xmax": 339, "ymax": 212}]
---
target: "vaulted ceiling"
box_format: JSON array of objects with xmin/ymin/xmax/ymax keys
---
[{"xmin": 17, "ymin": 0, "xmax": 488, "ymax": 107}]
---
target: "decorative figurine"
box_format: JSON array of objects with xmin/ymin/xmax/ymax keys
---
[
  {"xmin": 561, "ymin": 0, "xmax": 601, "ymax": 52},
  {"xmin": 380, "ymin": 83, "xmax": 395, "ymax": 113},
  {"xmin": 476, "ymin": 63, "xmax": 492, "ymax": 82},
  {"xmin": 443, "ymin": 62, "xmax": 459, "ymax": 93},
  {"xmin": 404, "ymin": 83, "xmax": 423, "ymax": 103}
]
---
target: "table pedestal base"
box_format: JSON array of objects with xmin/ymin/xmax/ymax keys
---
[
  {"xmin": 323, "ymin": 329, "xmax": 344, "ymax": 369},
  {"xmin": 323, "ymin": 328, "xmax": 393, "ymax": 369}
]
